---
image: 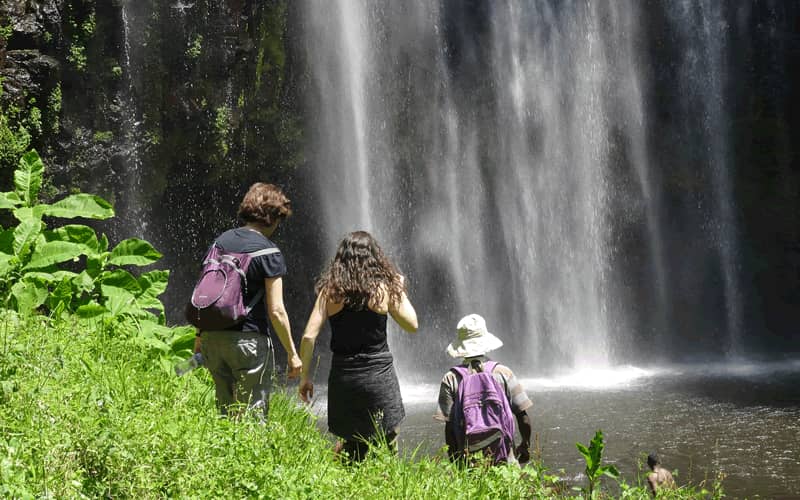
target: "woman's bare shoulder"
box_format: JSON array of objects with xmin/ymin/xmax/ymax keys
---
[{"xmin": 326, "ymin": 299, "xmax": 345, "ymax": 316}]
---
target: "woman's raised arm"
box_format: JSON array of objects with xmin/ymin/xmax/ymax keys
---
[
  {"xmin": 298, "ymin": 292, "xmax": 327, "ymax": 403},
  {"xmin": 389, "ymin": 276, "xmax": 418, "ymax": 333}
]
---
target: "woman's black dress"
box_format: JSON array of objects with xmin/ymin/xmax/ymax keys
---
[{"xmin": 326, "ymin": 307, "xmax": 405, "ymax": 441}]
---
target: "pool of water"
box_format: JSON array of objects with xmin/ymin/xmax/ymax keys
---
[{"xmin": 309, "ymin": 360, "xmax": 800, "ymax": 498}]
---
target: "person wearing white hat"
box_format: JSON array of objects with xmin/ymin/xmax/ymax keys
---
[{"xmin": 435, "ymin": 314, "xmax": 533, "ymax": 463}]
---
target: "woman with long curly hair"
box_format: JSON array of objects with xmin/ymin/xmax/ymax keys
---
[{"xmin": 298, "ymin": 231, "xmax": 418, "ymax": 460}]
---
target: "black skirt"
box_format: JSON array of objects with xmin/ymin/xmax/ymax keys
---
[{"xmin": 327, "ymin": 350, "xmax": 405, "ymax": 441}]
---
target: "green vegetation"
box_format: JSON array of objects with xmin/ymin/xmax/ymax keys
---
[
  {"xmin": 0, "ymin": 312, "xmax": 727, "ymax": 499},
  {"xmin": 0, "ymin": 114, "xmax": 31, "ymax": 174},
  {"xmin": 255, "ymin": 3, "xmax": 287, "ymax": 90},
  {"xmin": 144, "ymin": 129, "xmax": 161, "ymax": 147},
  {"xmin": 92, "ymin": 130, "xmax": 113, "ymax": 143},
  {"xmin": 213, "ymin": 105, "xmax": 232, "ymax": 158},
  {"xmin": 186, "ymin": 34, "xmax": 203, "ymax": 59},
  {"xmin": 47, "ymin": 84, "xmax": 62, "ymax": 134},
  {"xmin": 67, "ymin": 43, "xmax": 88, "ymax": 71},
  {"xmin": 0, "ymin": 23, "xmax": 12, "ymax": 42},
  {"xmin": 0, "ymin": 150, "xmax": 176, "ymax": 355},
  {"xmin": 66, "ymin": 8, "xmax": 97, "ymax": 72},
  {"xmin": 0, "ymin": 147, "xmax": 723, "ymax": 499},
  {"xmin": 575, "ymin": 430, "xmax": 620, "ymax": 497}
]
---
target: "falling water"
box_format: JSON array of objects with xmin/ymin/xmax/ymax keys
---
[
  {"xmin": 300, "ymin": 0, "xmax": 743, "ymax": 373},
  {"xmin": 668, "ymin": 1, "xmax": 743, "ymax": 355},
  {"xmin": 304, "ymin": 1, "xmax": 375, "ymax": 239},
  {"xmin": 118, "ymin": 3, "xmax": 148, "ymax": 239}
]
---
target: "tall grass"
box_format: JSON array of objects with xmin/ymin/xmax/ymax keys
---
[{"xmin": 0, "ymin": 311, "xmax": 722, "ymax": 499}]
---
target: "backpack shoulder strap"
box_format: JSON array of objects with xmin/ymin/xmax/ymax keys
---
[
  {"xmin": 245, "ymin": 288, "xmax": 265, "ymax": 313},
  {"xmin": 242, "ymin": 247, "xmax": 278, "ymax": 312},
  {"xmin": 483, "ymin": 361, "xmax": 498, "ymax": 373},
  {"xmin": 450, "ymin": 365, "xmax": 470, "ymax": 380},
  {"xmin": 247, "ymin": 247, "xmax": 280, "ymax": 258}
]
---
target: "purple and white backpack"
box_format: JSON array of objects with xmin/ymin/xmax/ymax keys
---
[
  {"xmin": 450, "ymin": 361, "xmax": 516, "ymax": 464},
  {"xmin": 185, "ymin": 243, "xmax": 279, "ymax": 330}
]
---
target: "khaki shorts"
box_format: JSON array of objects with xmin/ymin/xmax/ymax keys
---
[{"xmin": 200, "ymin": 330, "xmax": 274, "ymax": 418}]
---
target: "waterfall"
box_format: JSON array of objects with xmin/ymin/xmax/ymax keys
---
[
  {"xmin": 300, "ymin": 0, "xmax": 743, "ymax": 373},
  {"xmin": 303, "ymin": 1, "xmax": 376, "ymax": 240},
  {"xmin": 667, "ymin": 0, "xmax": 743, "ymax": 356},
  {"xmin": 118, "ymin": 2, "xmax": 148, "ymax": 240}
]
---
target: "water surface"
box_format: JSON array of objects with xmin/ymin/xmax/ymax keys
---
[{"xmin": 311, "ymin": 361, "xmax": 800, "ymax": 498}]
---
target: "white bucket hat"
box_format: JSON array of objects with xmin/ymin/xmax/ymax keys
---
[{"xmin": 446, "ymin": 314, "xmax": 504, "ymax": 358}]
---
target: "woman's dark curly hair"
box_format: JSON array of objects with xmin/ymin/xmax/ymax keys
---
[
  {"xmin": 316, "ymin": 231, "xmax": 404, "ymax": 310},
  {"xmin": 238, "ymin": 182, "xmax": 292, "ymax": 227}
]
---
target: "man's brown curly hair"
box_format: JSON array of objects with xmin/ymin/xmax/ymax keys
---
[
  {"xmin": 238, "ymin": 183, "xmax": 292, "ymax": 227},
  {"xmin": 316, "ymin": 231, "xmax": 404, "ymax": 311}
]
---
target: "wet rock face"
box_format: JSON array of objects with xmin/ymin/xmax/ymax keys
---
[
  {"xmin": 2, "ymin": 50, "xmax": 60, "ymax": 107},
  {"xmin": 1, "ymin": 0, "xmax": 62, "ymax": 119},
  {"xmin": 2, "ymin": 0, "xmax": 62, "ymax": 50},
  {"xmin": 1, "ymin": 1, "xmax": 307, "ymax": 318}
]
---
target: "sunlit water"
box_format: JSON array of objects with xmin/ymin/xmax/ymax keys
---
[{"xmin": 306, "ymin": 361, "xmax": 800, "ymax": 498}]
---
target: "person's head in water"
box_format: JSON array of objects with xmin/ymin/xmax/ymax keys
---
[
  {"xmin": 646, "ymin": 451, "xmax": 675, "ymax": 494},
  {"xmin": 316, "ymin": 231, "xmax": 404, "ymax": 310},
  {"xmin": 238, "ymin": 182, "xmax": 292, "ymax": 229}
]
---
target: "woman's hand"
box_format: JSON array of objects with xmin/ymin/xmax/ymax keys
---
[
  {"xmin": 515, "ymin": 443, "xmax": 530, "ymax": 464},
  {"xmin": 287, "ymin": 354, "xmax": 302, "ymax": 379},
  {"xmin": 299, "ymin": 379, "xmax": 314, "ymax": 403}
]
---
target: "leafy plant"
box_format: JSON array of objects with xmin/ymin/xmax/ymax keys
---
[
  {"xmin": 576, "ymin": 429, "xmax": 619, "ymax": 497},
  {"xmin": 0, "ymin": 110, "xmax": 32, "ymax": 171},
  {"xmin": 0, "ymin": 150, "xmax": 171, "ymax": 338},
  {"xmin": 186, "ymin": 34, "xmax": 204, "ymax": 59}
]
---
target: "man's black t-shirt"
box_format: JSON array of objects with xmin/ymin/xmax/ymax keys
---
[{"xmin": 213, "ymin": 227, "xmax": 287, "ymax": 335}]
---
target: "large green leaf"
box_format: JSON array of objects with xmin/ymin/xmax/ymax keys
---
[
  {"xmin": 14, "ymin": 150, "xmax": 44, "ymax": 206},
  {"xmin": 0, "ymin": 253, "xmax": 16, "ymax": 276},
  {"xmin": 76, "ymin": 302, "xmax": 108, "ymax": 319},
  {"xmin": 169, "ymin": 326, "xmax": 197, "ymax": 353},
  {"xmin": 136, "ymin": 295, "xmax": 165, "ymax": 313},
  {"xmin": 22, "ymin": 271, "xmax": 56, "ymax": 282},
  {"xmin": 138, "ymin": 270, "xmax": 169, "ymax": 298},
  {"xmin": 10, "ymin": 280, "xmax": 48, "ymax": 313},
  {"xmin": 51, "ymin": 270, "xmax": 78, "ymax": 281},
  {"xmin": 0, "ymin": 192, "xmax": 23, "ymax": 210},
  {"xmin": 72, "ymin": 270, "xmax": 95, "ymax": 294},
  {"xmin": 97, "ymin": 233, "xmax": 109, "ymax": 252},
  {"xmin": 101, "ymin": 284, "xmax": 137, "ymax": 316},
  {"xmin": 12, "ymin": 218, "xmax": 43, "ymax": 255},
  {"xmin": 109, "ymin": 238, "xmax": 162, "ymax": 266},
  {"xmin": 45, "ymin": 225, "xmax": 99, "ymax": 250},
  {"xmin": 12, "ymin": 205, "xmax": 46, "ymax": 223},
  {"xmin": 87, "ymin": 251, "xmax": 110, "ymax": 277},
  {"xmin": 99, "ymin": 269, "xmax": 142, "ymax": 294},
  {"xmin": 134, "ymin": 270, "xmax": 169, "ymax": 313},
  {"xmin": 43, "ymin": 194, "xmax": 115, "ymax": 220},
  {"xmin": 25, "ymin": 240, "xmax": 86, "ymax": 269},
  {"xmin": 600, "ymin": 464, "xmax": 619, "ymax": 479},
  {"xmin": 133, "ymin": 322, "xmax": 172, "ymax": 353},
  {"xmin": 46, "ymin": 277, "xmax": 74, "ymax": 313}
]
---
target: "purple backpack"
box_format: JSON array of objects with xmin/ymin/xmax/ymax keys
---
[
  {"xmin": 185, "ymin": 244, "xmax": 279, "ymax": 330},
  {"xmin": 450, "ymin": 361, "xmax": 516, "ymax": 464}
]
